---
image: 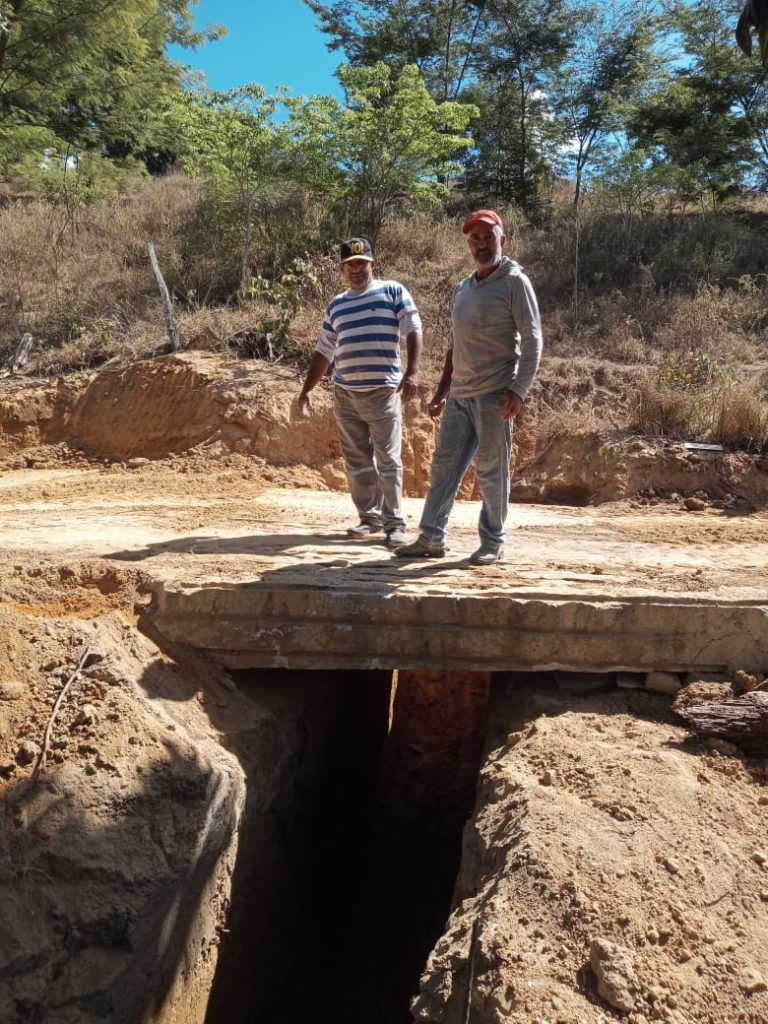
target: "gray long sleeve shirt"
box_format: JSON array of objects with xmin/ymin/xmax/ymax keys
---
[{"xmin": 450, "ymin": 256, "xmax": 543, "ymax": 400}]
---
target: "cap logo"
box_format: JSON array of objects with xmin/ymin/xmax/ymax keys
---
[{"xmin": 351, "ymin": 241, "xmax": 364, "ymax": 255}]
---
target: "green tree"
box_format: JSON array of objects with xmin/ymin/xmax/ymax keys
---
[
  {"xmin": 626, "ymin": 0, "xmax": 765, "ymax": 203},
  {"xmin": 289, "ymin": 62, "xmax": 477, "ymax": 240},
  {"xmin": 308, "ymin": 0, "xmax": 574, "ymax": 212},
  {"xmin": 304, "ymin": 0, "xmax": 485, "ymax": 102},
  {"xmin": 463, "ymin": 0, "xmax": 574, "ymax": 211},
  {"xmin": 171, "ymin": 84, "xmax": 288, "ymax": 289},
  {"xmin": 0, "ymin": 0, "xmax": 223, "ymax": 173},
  {"xmin": 553, "ymin": 0, "xmax": 659, "ymax": 205}
]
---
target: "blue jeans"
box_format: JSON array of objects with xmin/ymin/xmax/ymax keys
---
[
  {"xmin": 418, "ymin": 392, "xmax": 512, "ymax": 547},
  {"xmin": 334, "ymin": 385, "xmax": 405, "ymax": 532}
]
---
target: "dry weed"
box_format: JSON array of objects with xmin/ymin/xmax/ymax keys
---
[{"xmin": 711, "ymin": 386, "xmax": 768, "ymax": 449}]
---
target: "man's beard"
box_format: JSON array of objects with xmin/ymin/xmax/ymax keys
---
[{"xmin": 475, "ymin": 248, "xmax": 500, "ymax": 267}]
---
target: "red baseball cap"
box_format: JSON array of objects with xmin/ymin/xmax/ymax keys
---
[{"xmin": 462, "ymin": 209, "xmax": 504, "ymax": 234}]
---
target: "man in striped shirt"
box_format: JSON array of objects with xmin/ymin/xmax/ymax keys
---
[{"xmin": 298, "ymin": 237, "xmax": 423, "ymax": 548}]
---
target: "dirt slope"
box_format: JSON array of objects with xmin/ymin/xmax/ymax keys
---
[
  {"xmin": 2, "ymin": 353, "xmax": 767, "ymax": 506},
  {"xmin": 0, "ymin": 355, "xmax": 767, "ymax": 1024}
]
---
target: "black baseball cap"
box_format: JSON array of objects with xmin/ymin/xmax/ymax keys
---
[{"xmin": 340, "ymin": 237, "xmax": 374, "ymax": 263}]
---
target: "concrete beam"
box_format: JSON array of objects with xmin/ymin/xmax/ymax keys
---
[{"xmin": 149, "ymin": 582, "xmax": 768, "ymax": 675}]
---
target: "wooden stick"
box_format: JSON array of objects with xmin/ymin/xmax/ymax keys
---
[
  {"xmin": 463, "ymin": 918, "xmax": 479, "ymax": 1024},
  {"xmin": 147, "ymin": 241, "xmax": 181, "ymax": 352},
  {"xmin": 30, "ymin": 647, "xmax": 93, "ymax": 787}
]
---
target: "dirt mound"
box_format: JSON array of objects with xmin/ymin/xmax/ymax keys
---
[
  {"xmin": 2, "ymin": 354, "xmax": 768, "ymax": 507},
  {"xmin": 512, "ymin": 432, "xmax": 768, "ymax": 507},
  {"xmin": 413, "ymin": 678, "xmax": 768, "ymax": 1024}
]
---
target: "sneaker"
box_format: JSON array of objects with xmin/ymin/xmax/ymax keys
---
[
  {"xmin": 385, "ymin": 528, "xmax": 407, "ymax": 548},
  {"xmin": 346, "ymin": 522, "xmax": 382, "ymax": 538},
  {"xmin": 470, "ymin": 544, "xmax": 505, "ymax": 565},
  {"xmin": 394, "ymin": 536, "xmax": 447, "ymax": 559}
]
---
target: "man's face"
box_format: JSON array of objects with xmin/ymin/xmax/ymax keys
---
[
  {"xmin": 341, "ymin": 257, "xmax": 375, "ymax": 290},
  {"xmin": 466, "ymin": 224, "xmax": 505, "ymax": 270}
]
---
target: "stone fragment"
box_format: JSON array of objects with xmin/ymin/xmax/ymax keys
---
[
  {"xmin": 617, "ymin": 672, "xmax": 644, "ymax": 690},
  {"xmin": 738, "ymin": 968, "xmax": 767, "ymax": 994},
  {"xmin": 15, "ymin": 740, "xmax": 39, "ymax": 766},
  {"xmin": 0, "ymin": 682, "xmax": 24, "ymax": 701},
  {"xmin": 684, "ymin": 496, "xmax": 707, "ymax": 511},
  {"xmin": 590, "ymin": 937, "xmax": 638, "ymax": 1013},
  {"xmin": 706, "ymin": 739, "xmax": 739, "ymax": 756},
  {"xmin": 127, "ymin": 457, "xmax": 150, "ymax": 469},
  {"xmin": 752, "ymin": 850, "xmax": 767, "ymax": 866},
  {"xmin": 73, "ymin": 704, "xmax": 98, "ymax": 726},
  {"xmin": 733, "ymin": 669, "xmax": 760, "ymax": 692},
  {"xmin": 645, "ymin": 672, "xmax": 681, "ymax": 695}
]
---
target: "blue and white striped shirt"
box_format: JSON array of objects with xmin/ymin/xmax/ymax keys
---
[{"xmin": 316, "ymin": 279, "xmax": 422, "ymax": 390}]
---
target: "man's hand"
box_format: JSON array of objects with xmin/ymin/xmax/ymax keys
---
[
  {"xmin": 298, "ymin": 392, "xmax": 312, "ymax": 418},
  {"xmin": 397, "ymin": 373, "xmax": 419, "ymax": 402},
  {"xmin": 498, "ymin": 389, "xmax": 523, "ymax": 421},
  {"xmin": 428, "ymin": 392, "xmax": 448, "ymax": 422}
]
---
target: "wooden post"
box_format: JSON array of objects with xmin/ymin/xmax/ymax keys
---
[
  {"xmin": 6, "ymin": 332, "xmax": 34, "ymax": 375},
  {"xmin": 147, "ymin": 241, "xmax": 181, "ymax": 352}
]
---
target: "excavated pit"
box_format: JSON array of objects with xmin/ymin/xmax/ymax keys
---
[{"xmin": 203, "ymin": 667, "xmax": 492, "ymax": 1024}]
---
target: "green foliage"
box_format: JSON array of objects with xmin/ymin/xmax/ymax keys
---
[
  {"xmin": 306, "ymin": 0, "xmax": 576, "ymax": 211},
  {"xmin": 172, "ymin": 85, "xmax": 283, "ymax": 187},
  {"xmin": 658, "ymin": 351, "xmax": 731, "ymax": 392},
  {"xmin": 8, "ymin": 143, "xmax": 148, "ymax": 203},
  {"xmin": 171, "ymin": 85, "xmax": 292, "ymax": 289},
  {"xmin": 304, "ymin": 0, "xmax": 484, "ymax": 102},
  {"xmin": 288, "ymin": 62, "xmax": 476, "ymax": 239},
  {"xmin": 553, "ymin": 1, "xmax": 659, "ymax": 204},
  {"xmin": 0, "ymin": 0, "xmax": 224, "ymax": 180},
  {"xmin": 626, "ymin": 0, "xmax": 766, "ymax": 202},
  {"xmin": 239, "ymin": 258, "xmax": 321, "ymax": 360}
]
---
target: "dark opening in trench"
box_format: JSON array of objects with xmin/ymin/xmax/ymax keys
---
[{"xmin": 204, "ymin": 667, "xmax": 491, "ymax": 1024}]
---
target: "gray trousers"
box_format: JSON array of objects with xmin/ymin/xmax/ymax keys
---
[{"xmin": 333, "ymin": 384, "xmax": 405, "ymax": 532}]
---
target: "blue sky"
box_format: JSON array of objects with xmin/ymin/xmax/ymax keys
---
[{"xmin": 168, "ymin": 0, "xmax": 343, "ymax": 99}]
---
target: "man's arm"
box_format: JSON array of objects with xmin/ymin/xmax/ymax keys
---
[
  {"xmin": 397, "ymin": 329, "xmax": 423, "ymax": 402},
  {"xmin": 428, "ymin": 348, "xmax": 453, "ymax": 421},
  {"xmin": 298, "ymin": 351, "xmax": 332, "ymax": 417},
  {"xmin": 509, "ymin": 274, "xmax": 543, "ymax": 402},
  {"xmin": 498, "ymin": 274, "xmax": 543, "ymax": 421}
]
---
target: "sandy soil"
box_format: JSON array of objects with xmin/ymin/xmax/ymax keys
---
[{"xmin": 0, "ymin": 355, "xmax": 766, "ymax": 1024}]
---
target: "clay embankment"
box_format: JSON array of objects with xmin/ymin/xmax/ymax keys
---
[
  {"xmin": 2, "ymin": 352, "xmax": 768, "ymax": 507},
  {"xmin": 0, "ymin": 354, "xmax": 766, "ymax": 1024}
]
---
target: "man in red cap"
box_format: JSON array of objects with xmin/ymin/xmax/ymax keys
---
[{"xmin": 396, "ymin": 209, "xmax": 542, "ymax": 564}]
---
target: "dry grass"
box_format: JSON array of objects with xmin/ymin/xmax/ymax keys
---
[{"xmin": 1, "ymin": 176, "xmax": 768, "ymax": 450}]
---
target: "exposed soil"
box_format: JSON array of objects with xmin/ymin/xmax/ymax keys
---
[{"xmin": 0, "ymin": 355, "xmax": 766, "ymax": 1024}]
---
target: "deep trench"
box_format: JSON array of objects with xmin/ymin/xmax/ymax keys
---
[{"xmin": 204, "ymin": 667, "xmax": 491, "ymax": 1024}]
